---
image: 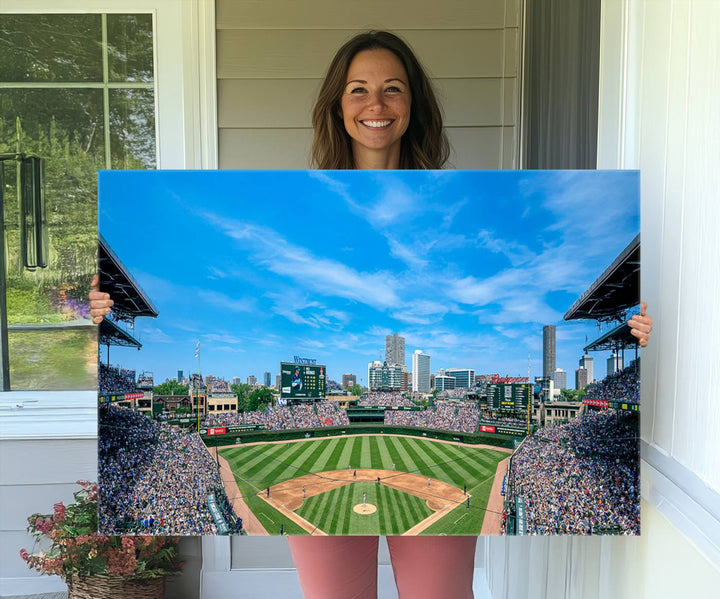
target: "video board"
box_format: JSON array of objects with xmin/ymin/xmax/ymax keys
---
[
  {"xmin": 280, "ymin": 362, "xmax": 326, "ymax": 400},
  {"xmin": 487, "ymin": 383, "xmax": 531, "ymax": 413}
]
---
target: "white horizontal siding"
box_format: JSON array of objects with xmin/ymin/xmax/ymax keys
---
[
  {"xmin": 216, "ymin": 0, "xmax": 521, "ymax": 170},
  {"xmin": 216, "ymin": 0, "xmax": 517, "ymax": 30}
]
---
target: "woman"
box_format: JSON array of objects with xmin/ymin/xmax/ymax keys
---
[{"xmin": 90, "ymin": 30, "xmax": 653, "ymax": 599}]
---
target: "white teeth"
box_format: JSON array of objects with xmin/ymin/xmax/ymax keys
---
[{"xmin": 362, "ymin": 120, "xmax": 392, "ymax": 128}]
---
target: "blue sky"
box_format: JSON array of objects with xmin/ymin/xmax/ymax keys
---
[{"xmin": 99, "ymin": 170, "xmax": 639, "ymax": 386}]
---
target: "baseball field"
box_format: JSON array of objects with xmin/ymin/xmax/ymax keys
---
[{"xmin": 218, "ymin": 434, "xmax": 509, "ymax": 536}]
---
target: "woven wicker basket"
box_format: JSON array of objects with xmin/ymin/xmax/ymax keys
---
[{"xmin": 67, "ymin": 575, "xmax": 164, "ymax": 599}]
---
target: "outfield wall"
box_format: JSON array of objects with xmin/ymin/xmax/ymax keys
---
[{"xmin": 201, "ymin": 424, "xmax": 518, "ymax": 449}]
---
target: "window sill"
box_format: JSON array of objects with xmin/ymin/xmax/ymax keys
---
[
  {"xmin": 0, "ymin": 391, "xmax": 97, "ymax": 440},
  {"xmin": 641, "ymin": 440, "xmax": 720, "ymax": 567}
]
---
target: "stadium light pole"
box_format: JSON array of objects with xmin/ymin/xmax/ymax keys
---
[{"xmin": 195, "ymin": 340, "xmax": 201, "ymax": 433}]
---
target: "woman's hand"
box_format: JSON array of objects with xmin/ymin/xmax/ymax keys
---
[
  {"xmin": 628, "ymin": 301, "xmax": 652, "ymax": 347},
  {"xmin": 89, "ymin": 274, "xmax": 114, "ymax": 324}
]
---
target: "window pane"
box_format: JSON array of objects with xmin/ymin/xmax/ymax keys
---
[
  {"xmin": 0, "ymin": 14, "xmax": 102, "ymax": 82},
  {"xmin": 8, "ymin": 329, "xmax": 97, "ymax": 390},
  {"xmin": 107, "ymin": 14, "xmax": 154, "ymax": 83},
  {"xmin": 110, "ymin": 89, "xmax": 156, "ymax": 169},
  {"xmin": 2, "ymin": 89, "xmax": 100, "ymax": 390}
]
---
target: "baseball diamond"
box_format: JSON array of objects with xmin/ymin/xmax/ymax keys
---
[{"xmin": 219, "ymin": 434, "xmax": 509, "ymax": 535}]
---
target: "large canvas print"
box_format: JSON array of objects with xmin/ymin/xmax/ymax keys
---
[{"xmin": 97, "ymin": 169, "xmax": 641, "ymax": 536}]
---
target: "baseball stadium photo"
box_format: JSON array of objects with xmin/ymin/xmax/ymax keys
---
[{"xmin": 96, "ymin": 169, "xmax": 641, "ymax": 536}]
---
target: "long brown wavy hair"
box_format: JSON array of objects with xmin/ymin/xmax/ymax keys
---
[{"xmin": 311, "ymin": 31, "xmax": 449, "ymax": 169}]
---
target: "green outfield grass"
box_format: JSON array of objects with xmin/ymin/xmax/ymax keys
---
[
  {"xmin": 219, "ymin": 434, "xmax": 506, "ymax": 535},
  {"xmin": 296, "ymin": 481, "xmax": 433, "ymax": 535}
]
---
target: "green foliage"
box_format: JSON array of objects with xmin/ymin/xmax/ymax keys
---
[
  {"xmin": 231, "ymin": 383, "xmax": 253, "ymax": 412},
  {"xmin": 153, "ymin": 379, "xmax": 189, "ymax": 396},
  {"xmin": 348, "ymin": 383, "xmax": 363, "ymax": 396},
  {"xmin": 560, "ymin": 388, "xmax": 586, "ymax": 401},
  {"xmin": 247, "ymin": 387, "xmax": 273, "ymax": 412}
]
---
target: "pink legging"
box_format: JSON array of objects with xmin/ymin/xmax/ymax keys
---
[{"xmin": 288, "ymin": 536, "xmax": 477, "ymax": 599}]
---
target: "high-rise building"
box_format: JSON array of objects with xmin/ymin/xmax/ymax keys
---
[
  {"xmin": 551, "ymin": 367, "xmax": 567, "ymax": 390},
  {"xmin": 368, "ymin": 361, "xmax": 402, "ymax": 391},
  {"xmin": 607, "ymin": 353, "xmax": 623, "ymax": 376},
  {"xmin": 275, "ymin": 374, "xmax": 281, "ymax": 389},
  {"xmin": 435, "ymin": 374, "xmax": 456, "ymax": 391},
  {"xmin": 232, "ymin": 377, "xmax": 241, "ymax": 386},
  {"xmin": 543, "ymin": 325, "xmax": 556, "ymax": 378},
  {"xmin": 342, "ymin": 374, "xmax": 357, "ymax": 389},
  {"xmin": 445, "ymin": 368, "xmax": 475, "ymax": 388},
  {"xmin": 177, "ymin": 369, "xmax": 183, "ymax": 383},
  {"xmin": 575, "ymin": 367, "xmax": 588, "ymax": 390},
  {"xmin": 263, "ymin": 371, "xmax": 271, "ymax": 387},
  {"xmin": 247, "ymin": 375, "xmax": 257, "ymax": 386},
  {"xmin": 385, "ymin": 333, "xmax": 405, "ymax": 366},
  {"xmin": 412, "ymin": 350, "xmax": 431, "ymax": 394},
  {"xmin": 579, "ymin": 353, "xmax": 594, "ymax": 383}
]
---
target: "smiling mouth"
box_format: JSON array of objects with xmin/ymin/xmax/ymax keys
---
[{"xmin": 360, "ymin": 120, "xmax": 393, "ymax": 128}]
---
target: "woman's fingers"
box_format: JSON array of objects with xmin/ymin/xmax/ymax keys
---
[{"xmin": 89, "ymin": 276, "xmax": 114, "ymax": 324}]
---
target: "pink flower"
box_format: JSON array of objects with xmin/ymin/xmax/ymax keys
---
[
  {"xmin": 53, "ymin": 503, "xmax": 66, "ymax": 522},
  {"xmin": 19, "ymin": 548, "xmax": 29, "ymax": 562},
  {"xmin": 121, "ymin": 537, "xmax": 135, "ymax": 550},
  {"xmin": 34, "ymin": 518, "xmax": 54, "ymax": 534}
]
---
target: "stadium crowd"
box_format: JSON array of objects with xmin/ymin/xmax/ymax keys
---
[
  {"xmin": 452, "ymin": 404, "xmax": 481, "ymax": 434},
  {"xmin": 585, "ymin": 359, "xmax": 640, "ymax": 403},
  {"xmin": 200, "ymin": 401, "xmax": 349, "ymax": 430},
  {"xmin": 98, "ymin": 405, "xmax": 235, "ymax": 535},
  {"xmin": 507, "ymin": 409, "xmax": 639, "ymax": 535},
  {"xmin": 384, "ymin": 403, "xmax": 481, "ymax": 434},
  {"xmin": 98, "ymin": 363, "xmax": 138, "ymax": 395},
  {"xmin": 358, "ymin": 392, "xmax": 415, "ymax": 408}
]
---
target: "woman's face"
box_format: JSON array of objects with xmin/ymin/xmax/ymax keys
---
[{"xmin": 340, "ymin": 49, "xmax": 411, "ymax": 164}]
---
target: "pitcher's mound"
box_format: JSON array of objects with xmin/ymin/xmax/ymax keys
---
[{"xmin": 353, "ymin": 504, "xmax": 377, "ymax": 515}]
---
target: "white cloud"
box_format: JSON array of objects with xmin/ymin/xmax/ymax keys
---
[
  {"xmin": 196, "ymin": 212, "xmax": 402, "ymax": 310},
  {"xmin": 197, "ymin": 290, "xmax": 257, "ymax": 313}
]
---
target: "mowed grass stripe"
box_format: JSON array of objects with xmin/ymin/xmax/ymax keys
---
[
  {"xmin": 241, "ymin": 441, "xmax": 306, "ymax": 481},
  {"xmin": 330, "ymin": 483, "xmax": 352, "ymax": 534},
  {"xmin": 222, "ymin": 443, "xmax": 286, "ymax": 474},
  {"xmin": 368, "ymin": 436, "xmax": 384, "ymax": 470},
  {"xmin": 408, "ymin": 439, "xmax": 474, "ymax": 486},
  {"xmin": 394, "ymin": 489, "xmax": 413, "ymax": 531},
  {"xmin": 378, "ymin": 484, "xmax": 389, "ymax": 533},
  {"xmin": 420, "ymin": 439, "xmax": 489, "ymax": 483},
  {"xmin": 384, "ymin": 436, "xmax": 412, "ymax": 473},
  {"xmin": 259, "ymin": 440, "xmax": 320, "ymax": 485},
  {"xmin": 348, "ymin": 437, "xmax": 363, "ymax": 471},
  {"xmin": 340, "ymin": 484, "xmax": 354, "ymax": 535},
  {"xmin": 360, "ymin": 435, "xmax": 372, "ymax": 469},
  {"xmin": 374, "ymin": 435, "xmax": 395, "ymax": 470},
  {"xmin": 333, "ymin": 435, "xmax": 355, "ymax": 471},
  {"xmin": 312, "ymin": 437, "xmax": 343, "ymax": 473},
  {"xmin": 396, "ymin": 437, "xmax": 445, "ymax": 480},
  {"xmin": 296, "ymin": 439, "xmax": 334, "ymax": 476}
]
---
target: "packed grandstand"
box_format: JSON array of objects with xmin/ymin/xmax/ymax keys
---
[{"xmin": 98, "ymin": 404, "xmax": 238, "ymax": 535}]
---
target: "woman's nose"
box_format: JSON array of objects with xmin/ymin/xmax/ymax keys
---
[{"xmin": 366, "ymin": 89, "xmax": 385, "ymax": 110}]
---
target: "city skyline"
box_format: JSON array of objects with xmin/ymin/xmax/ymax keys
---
[{"xmin": 99, "ymin": 170, "xmax": 639, "ymax": 386}]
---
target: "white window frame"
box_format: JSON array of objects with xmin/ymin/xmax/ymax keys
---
[{"xmin": 0, "ymin": 0, "xmax": 217, "ymax": 434}]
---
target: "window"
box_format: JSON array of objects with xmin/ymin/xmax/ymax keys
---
[{"xmin": 0, "ymin": 13, "xmax": 156, "ymax": 390}]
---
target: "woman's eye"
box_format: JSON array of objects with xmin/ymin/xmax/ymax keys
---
[
  {"xmin": 385, "ymin": 86, "xmax": 402, "ymax": 93},
  {"xmin": 349, "ymin": 87, "xmax": 367, "ymax": 94}
]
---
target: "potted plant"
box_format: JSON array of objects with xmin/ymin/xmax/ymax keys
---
[{"xmin": 20, "ymin": 480, "xmax": 182, "ymax": 599}]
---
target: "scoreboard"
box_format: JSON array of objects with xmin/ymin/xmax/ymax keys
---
[
  {"xmin": 280, "ymin": 362, "xmax": 326, "ymax": 401},
  {"xmin": 487, "ymin": 383, "xmax": 531, "ymax": 413}
]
